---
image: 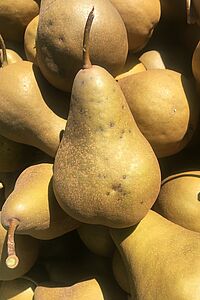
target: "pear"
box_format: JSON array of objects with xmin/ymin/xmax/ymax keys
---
[
  {"xmin": 110, "ymin": 0, "xmax": 161, "ymax": 52},
  {"xmin": 138, "ymin": 50, "xmax": 166, "ymax": 70},
  {"xmin": 118, "ymin": 69, "xmax": 200, "ymax": 157},
  {"xmin": 0, "ymin": 0, "xmax": 40, "ymax": 42},
  {"xmin": 110, "ymin": 210, "xmax": 200, "ymax": 299},
  {"xmin": 24, "ymin": 15, "xmax": 39, "ymax": 64},
  {"xmin": 153, "ymin": 171, "xmax": 200, "ymax": 233},
  {"xmin": 112, "ymin": 250, "xmax": 130, "ymax": 294},
  {"xmin": 36, "ymin": 0, "xmax": 128, "ymax": 92},
  {"xmin": 192, "ymin": 41, "xmax": 200, "ymax": 92},
  {"xmin": 0, "ymin": 60, "xmax": 68, "ymax": 157},
  {"xmin": 115, "ymin": 53, "xmax": 146, "ymax": 81},
  {"xmin": 77, "ymin": 224, "xmax": 115, "ymax": 257},
  {"xmin": 53, "ymin": 8, "xmax": 161, "ymax": 228},
  {"xmin": 1, "ymin": 163, "xmax": 80, "ymax": 240},
  {"xmin": 0, "ymin": 212, "xmax": 39, "ymax": 280},
  {"xmin": 0, "ymin": 278, "xmax": 36, "ymax": 299}
]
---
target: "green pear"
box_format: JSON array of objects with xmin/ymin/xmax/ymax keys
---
[
  {"xmin": 0, "ymin": 60, "xmax": 68, "ymax": 157},
  {"xmin": 77, "ymin": 224, "xmax": 115, "ymax": 257},
  {"xmin": 0, "ymin": 0, "xmax": 40, "ymax": 42},
  {"xmin": 153, "ymin": 171, "xmax": 200, "ymax": 233},
  {"xmin": 110, "ymin": 210, "xmax": 200, "ymax": 299},
  {"xmin": 118, "ymin": 69, "xmax": 199, "ymax": 157},
  {"xmin": 110, "ymin": 0, "xmax": 161, "ymax": 52},
  {"xmin": 36, "ymin": 0, "xmax": 128, "ymax": 92},
  {"xmin": 1, "ymin": 163, "xmax": 80, "ymax": 240},
  {"xmin": 53, "ymin": 8, "xmax": 161, "ymax": 228},
  {"xmin": 0, "ymin": 212, "xmax": 39, "ymax": 281},
  {"xmin": 24, "ymin": 15, "xmax": 39, "ymax": 64},
  {"xmin": 0, "ymin": 278, "xmax": 36, "ymax": 299}
]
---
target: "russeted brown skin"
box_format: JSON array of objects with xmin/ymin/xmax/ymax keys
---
[
  {"xmin": 153, "ymin": 171, "xmax": 200, "ymax": 233},
  {"xmin": 110, "ymin": 0, "xmax": 161, "ymax": 52},
  {"xmin": 118, "ymin": 69, "xmax": 200, "ymax": 158},
  {"xmin": 36, "ymin": 0, "xmax": 128, "ymax": 92},
  {"xmin": 24, "ymin": 15, "xmax": 39, "ymax": 64},
  {"xmin": 0, "ymin": 278, "xmax": 36, "ymax": 300},
  {"xmin": 0, "ymin": 61, "xmax": 67, "ymax": 157},
  {"xmin": 110, "ymin": 210, "xmax": 200, "ymax": 300},
  {"xmin": 0, "ymin": 212, "xmax": 39, "ymax": 281},
  {"xmin": 53, "ymin": 65, "xmax": 161, "ymax": 228},
  {"xmin": 0, "ymin": 0, "xmax": 40, "ymax": 42},
  {"xmin": 1, "ymin": 163, "xmax": 80, "ymax": 240}
]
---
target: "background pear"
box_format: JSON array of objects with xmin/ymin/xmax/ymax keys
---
[
  {"xmin": 36, "ymin": 0, "xmax": 128, "ymax": 92},
  {"xmin": 118, "ymin": 69, "xmax": 200, "ymax": 157},
  {"xmin": 24, "ymin": 15, "xmax": 39, "ymax": 64},
  {"xmin": 110, "ymin": 0, "xmax": 161, "ymax": 52},
  {"xmin": 0, "ymin": 61, "xmax": 68, "ymax": 157},
  {"xmin": 153, "ymin": 171, "xmax": 200, "ymax": 233},
  {"xmin": 77, "ymin": 224, "xmax": 115, "ymax": 257},
  {"xmin": 53, "ymin": 9, "xmax": 161, "ymax": 228},
  {"xmin": 1, "ymin": 163, "xmax": 80, "ymax": 240},
  {"xmin": 0, "ymin": 278, "xmax": 36, "ymax": 300},
  {"xmin": 0, "ymin": 0, "xmax": 40, "ymax": 42},
  {"xmin": 112, "ymin": 250, "xmax": 130, "ymax": 294},
  {"xmin": 110, "ymin": 210, "xmax": 200, "ymax": 300}
]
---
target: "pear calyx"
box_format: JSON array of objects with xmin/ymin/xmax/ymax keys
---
[
  {"xmin": 6, "ymin": 218, "xmax": 20, "ymax": 269},
  {"xmin": 83, "ymin": 7, "xmax": 95, "ymax": 70}
]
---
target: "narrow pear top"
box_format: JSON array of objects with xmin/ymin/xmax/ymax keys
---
[
  {"xmin": 0, "ymin": 34, "xmax": 8, "ymax": 68},
  {"xmin": 83, "ymin": 7, "xmax": 95, "ymax": 69}
]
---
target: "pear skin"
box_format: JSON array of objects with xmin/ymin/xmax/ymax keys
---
[
  {"xmin": 24, "ymin": 15, "xmax": 39, "ymax": 64},
  {"xmin": 0, "ymin": 278, "xmax": 36, "ymax": 300},
  {"xmin": 110, "ymin": 210, "xmax": 200, "ymax": 300}
]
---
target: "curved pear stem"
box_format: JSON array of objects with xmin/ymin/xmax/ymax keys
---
[
  {"xmin": 6, "ymin": 218, "xmax": 20, "ymax": 269},
  {"xmin": 83, "ymin": 7, "xmax": 95, "ymax": 69},
  {"xmin": 0, "ymin": 34, "xmax": 8, "ymax": 67}
]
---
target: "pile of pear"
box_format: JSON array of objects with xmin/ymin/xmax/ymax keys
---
[{"xmin": 1, "ymin": 0, "xmax": 200, "ymax": 299}]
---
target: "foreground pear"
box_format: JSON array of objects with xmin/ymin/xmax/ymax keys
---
[
  {"xmin": 0, "ymin": 278, "xmax": 36, "ymax": 300},
  {"xmin": 1, "ymin": 163, "xmax": 80, "ymax": 240},
  {"xmin": 0, "ymin": 60, "xmax": 68, "ymax": 157},
  {"xmin": 53, "ymin": 9, "xmax": 161, "ymax": 228},
  {"xmin": 0, "ymin": 212, "xmax": 39, "ymax": 280},
  {"xmin": 110, "ymin": 210, "xmax": 200, "ymax": 300},
  {"xmin": 153, "ymin": 171, "xmax": 200, "ymax": 233}
]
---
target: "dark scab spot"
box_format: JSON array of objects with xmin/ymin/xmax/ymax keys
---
[
  {"xmin": 58, "ymin": 36, "xmax": 64, "ymax": 42},
  {"xmin": 123, "ymin": 175, "xmax": 127, "ymax": 179},
  {"xmin": 106, "ymin": 192, "xmax": 110, "ymax": 196},
  {"xmin": 48, "ymin": 20, "xmax": 53, "ymax": 26},
  {"xmin": 109, "ymin": 121, "xmax": 115, "ymax": 128},
  {"xmin": 122, "ymin": 105, "xmax": 125, "ymax": 109},
  {"xmin": 197, "ymin": 192, "xmax": 200, "ymax": 201},
  {"xmin": 122, "ymin": 192, "xmax": 127, "ymax": 196},
  {"xmin": 81, "ymin": 80, "xmax": 85, "ymax": 85},
  {"xmin": 98, "ymin": 174, "xmax": 101, "ymax": 178},
  {"xmin": 140, "ymin": 200, "xmax": 144, "ymax": 204},
  {"xmin": 99, "ymin": 126, "xmax": 104, "ymax": 132},
  {"xmin": 129, "ymin": 129, "xmax": 131, "ymax": 133},
  {"xmin": 120, "ymin": 129, "xmax": 125, "ymax": 139},
  {"xmin": 112, "ymin": 183, "xmax": 123, "ymax": 193},
  {"xmin": 79, "ymin": 108, "xmax": 85, "ymax": 114}
]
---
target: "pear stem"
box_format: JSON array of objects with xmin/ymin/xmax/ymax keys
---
[
  {"xmin": 6, "ymin": 218, "xmax": 20, "ymax": 269},
  {"xmin": 0, "ymin": 34, "xmax": 8, "ymax": 67},
  {"xmin": 83, "ymin": 7, "xmax": 95, "ymax": 69}
]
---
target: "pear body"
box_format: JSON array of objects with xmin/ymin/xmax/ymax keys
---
[
  {"xmin": 77, "ymin": 224, "xmax": 115, "ymax": 257},
  {"xmin": 0, "ymin": 278, "xmax": 36, "ymax": 300},
  {"xmin": 110, "ymin": 210, "xmax": 200, "ymax": 300},
  {"xmin": 112, "ymin": 250, "xmax": 130, "ymax": 294},
  {"xmin": 0, "ymin": 0, "xmax": 40, "ymax": 42},
  {"xmin": 1, "ymin": 163, "xmax": 79, "ymax": 239},
  {"xmin": 24, "ymin": 15, "xmax": 39, "ymax": 64},
  {"xmin": 192, "ymin": 41, "xmax": 200, "ymax": 91},
  {"xmin": 36, "ymin": 0, "xmax": 128, "ymax": 92},
  {"xmin": 118, "ymin": 69, "xmax": 199, "ymax": 157},
  {"xmin": 153, "ymin": 171, "xmax": 200, "ymax": 233},
  {"xmin": 0, "ymin": 61, "xmax": 67, "ymax": 157},
  {"xmin": 110, "ymin": 0, "xmax": 161, "ymax": 52},
  {"xmin": 53, "ymin": 65, "xmax": 161, "ymax": 228},
  {"xmin": 138, "ymin": 50, "xmax": 165, "ymax": 70},
  {"xmin": 0, "ymin": 212, "xmax": 39, "ymax": 281}
]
